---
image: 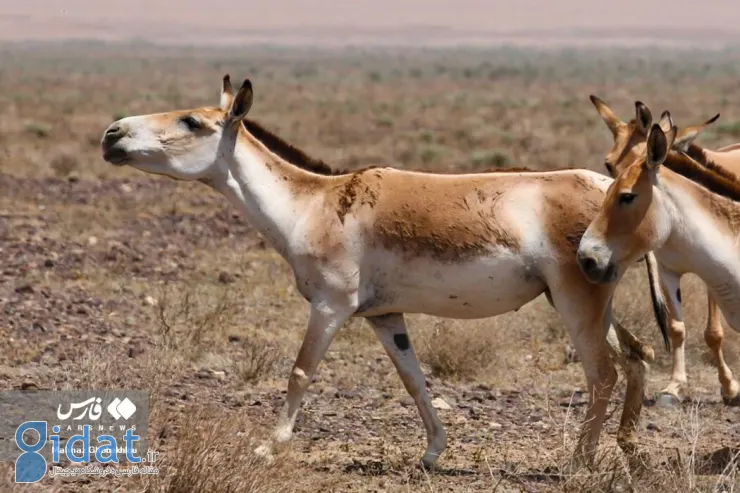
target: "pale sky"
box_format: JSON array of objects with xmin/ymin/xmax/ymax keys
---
[{"xmin": 0, "ymin": 0, "xmax": 738, "ymax": 45}]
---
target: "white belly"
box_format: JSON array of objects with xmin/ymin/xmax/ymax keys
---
[{"xmin": 355, "ymin": 249, "xmax": 546, "ymax": 319}]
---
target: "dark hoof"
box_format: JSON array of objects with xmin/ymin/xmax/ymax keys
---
[
  {"xmin": 722, "ymin": 394, "xmax": 740, "ymax": 407},
  {"xmin": 655, "ymin": 393, "xmax": 681, "ymax": 408}
]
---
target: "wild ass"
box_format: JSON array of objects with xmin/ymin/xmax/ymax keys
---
[
  {"xmin": 578, "ymin": 117, "xmax": 740, "ymax": 421},
  {"xmin": 99, "ymin": 75, "xmax": 656, "ymax": 469},
  {"xmin": 590, "ymin": 95, "xmax": 740, "ymax": 405}
]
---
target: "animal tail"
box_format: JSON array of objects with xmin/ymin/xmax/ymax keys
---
[{"xmin": 645, "ymin": 252, "xmax": 671, "ymax": 351}]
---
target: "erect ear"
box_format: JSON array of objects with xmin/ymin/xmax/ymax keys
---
[
  {"xmin": 672, "ymin": 113, "xmax": 720, "ymax": 153},
  {"xmin": 657, "ymin": 110, "xmax": 674, "ymax": 133},
  {"xmin": 589, "ymin": 95, "xmax": 624, "ymax": 137},
  {"xmin": 220, "ymin": 74, "xmax": 234, "ymax": 111},
  {"xmin": 227, "ymin": 78, "xmax": 254, "ymax": 122},
  {"xmin": 646, "ymin": 123, "xmax": 670, "ymax": 169},
  {"xmin": 634, "ymin": 101, "xmax": 653, "ymax": 135}
]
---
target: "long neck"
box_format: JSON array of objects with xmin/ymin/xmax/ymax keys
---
[{"xmin": 213, "ymin": 131, "xmax": 326, "ymax": 259}]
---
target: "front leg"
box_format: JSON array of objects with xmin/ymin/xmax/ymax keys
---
[
  {"xmin": 255, "ymin": 296, "xmax": 356, "ymax": 460},
  {"xmin": 366, "ymin": 313, "xmax": 446, "ymax": 469}
]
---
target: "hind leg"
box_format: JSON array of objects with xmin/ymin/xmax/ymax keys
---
[
  {"xmin": 656, "ymin": 268, "xmax": 688, "ymax": 405},
  {"xmin": 366, "ymin": 313, "xmax": 446, "ymax": 468},
  {"xmin": 704, "ymin": 296, "xmax": 740, "ymax": 405}
]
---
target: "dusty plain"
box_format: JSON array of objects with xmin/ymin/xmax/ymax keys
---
[{"xmin": 0, "ymin": 43, "xmax": 739, "ymax": 492}]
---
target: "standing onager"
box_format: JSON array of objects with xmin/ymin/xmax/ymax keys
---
[
  {"xmin": 578, "ymin": 118, "xmax": 740, "ymax": 423},
  {"xmin": 590, "ymin": 96, "xmax": 739, "ymax": 405},
  {"xmin": 100, "ymin": 75, "xmax": 656, "ymax": 469}
]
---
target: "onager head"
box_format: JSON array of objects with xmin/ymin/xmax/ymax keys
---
[
  {"xmin": 577, "ymin": 121, "xmax": 683, "ymax": 284},
  {"xmin": 100, "ymin": 75, "xmax": 254, "ymax": 181},
  {"xmin": 590, "ymin": 95, "xmax": 720, "ymax": 178}
]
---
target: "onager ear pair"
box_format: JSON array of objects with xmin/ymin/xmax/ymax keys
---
[
  {"xmin": 589, "ymin": 95, "xmax": 655, "ymax": 137},
  {"xmin": 220, "ymin": 74, "xmax": 254, "ymax": 124},
  {"xmin": 590, "ymin": 95, "xmax": 719, "ymax": 148},
  {"xmin": 645, "ymin": 120, "xmax": 677, "ymax": 170}
]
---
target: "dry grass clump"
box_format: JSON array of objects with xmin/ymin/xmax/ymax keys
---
[
  {"xmin": 416, "ymin": 319, "xmax": 496, "ymax": 380},
  {"xmin": 416, "ymin": 317, "xmax": 526, "ymax": 382},
  {"xmin": 154, "ymin": 280, "xmax": 240, "ymax": 359},
  {"xmin": 142, "ymin": 408, "xmax": 299, "ymax": 493},
  {"xmin": 233, "ymin": 337, "xmax": 281, "ymax": 384}
]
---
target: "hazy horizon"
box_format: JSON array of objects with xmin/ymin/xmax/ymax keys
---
[{"xmin": 1, "ymin": 0, "xmax": 739, "ymax": 47}]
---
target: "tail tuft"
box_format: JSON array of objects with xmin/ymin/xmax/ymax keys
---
[{"xmin": 645, "ymin": 253, "xmax": 671, "ymax": 352}]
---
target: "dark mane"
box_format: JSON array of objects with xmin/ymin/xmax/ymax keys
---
[
  {"xmin": 242, "ymin": 119, "xmax": 348, "ymax": 176},
  {"xmin": 240, "ymin": 119, "xmax": 577, "ymax": 178},
  {"xmin": 662, "ymin": 150, "xmax": 740, "ymax": 202}
]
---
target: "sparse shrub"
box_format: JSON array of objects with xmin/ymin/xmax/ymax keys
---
[
  {"xmin": 50, "ymin": 152, "xmax": 80, "ymax": 177},
  {"xmin": 24, "ymin": 121, "xmax": 51, "ymax": 138},
  {"xmin": 470, "ymin": 149, "xmax": 512, "ymax": 170},
  {"xmin": 367, "ymin": 70, "xmax": 382, "ymax": 82},
  {"xmin": 418, "ymin": 321, "xmax": 496, "ymax": 380},
  {"xmin": 154, "ymin": 282, "xmax": 238, "ymax": 359},
  {"xmin": 419, "ymin": 130, "xmax": 435, "ymax": 143},
  {"xmin": 463, "ymin": 67, "xmax": 479, "ymax": 79},
  {"xmin": 292, "ymin": 65, "xmax": 318, "ymax": 79},
  {"xmin": 375, "ymin": 115, "xmax": 393, "ymax": 128},
  {"xmin": 716, "ymin": 120, "xmax": 740, "ymax": 136},
  {"xmin": 419, "ymin": 144, "xmax": 446, "ymax": 165},
  {"xmin": 234, "ymin": 338, "xmax": 281, "ymax": 384}
]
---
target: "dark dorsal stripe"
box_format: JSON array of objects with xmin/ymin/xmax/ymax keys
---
[
  {"xmin": 242, "ymin": 119, "xmax": 345, "ymax": 176},
  {"xmin": 682, "ymin": 143, "xmax": 740, "ymax": 184},
  {"xmin": 662, "ymin": 150, "xmax": 740, "ymax": 202}
]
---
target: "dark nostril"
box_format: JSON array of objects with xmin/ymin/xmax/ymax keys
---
[
  {"xmin": 105, "ymin": 125, "xmax": 121, "ymax": 136},
  {"xmin": 582, "ymin": 256, "xmax": 597, "ymax": 273}
]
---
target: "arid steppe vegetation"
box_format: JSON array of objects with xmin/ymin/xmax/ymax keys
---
[{"xmin": 0, "ymin": 42, "xmax": 739, "ymax": 492}]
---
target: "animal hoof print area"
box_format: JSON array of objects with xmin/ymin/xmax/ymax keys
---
[
  {"xmin": 253, "ymin": 443, "xmax": 276, "ymax": 464},
  {"xmin": 655, "ymin": 393, "xmax": 681, "ymax": 408},
  {"xmin": 721, "ymin": 394, "xmax": 740, "ymax": 407}
]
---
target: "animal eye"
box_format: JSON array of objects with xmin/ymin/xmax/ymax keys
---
[
  {"xmin": 618, "ymin": 193, "xmax": 636, "ymax": 205},
  {"xmin": 180, "ymin": 116, "xmax": 202, "ymax": 131}
]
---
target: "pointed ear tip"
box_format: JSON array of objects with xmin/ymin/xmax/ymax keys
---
[
  {"xmin": 589, "ymin": 94, "xmax": 599, "ymax": 103},
  {"xmin": 651, "ymin": 122, "xmax": 662, "ymax": 130}
]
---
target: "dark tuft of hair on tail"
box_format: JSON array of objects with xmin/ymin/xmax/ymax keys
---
[{"xmin": 645, "ymin": 253, "xmax": 671, "ymax": 351}]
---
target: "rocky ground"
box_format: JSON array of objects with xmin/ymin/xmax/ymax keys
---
[{"xmin": 1, "ymin": 173, "xmax": 739, "ymax": 492}]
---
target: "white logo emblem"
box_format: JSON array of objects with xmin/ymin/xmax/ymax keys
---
[{"xmin": 107, "ymin": 397, "xmax": 137, "ymax": 420}]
